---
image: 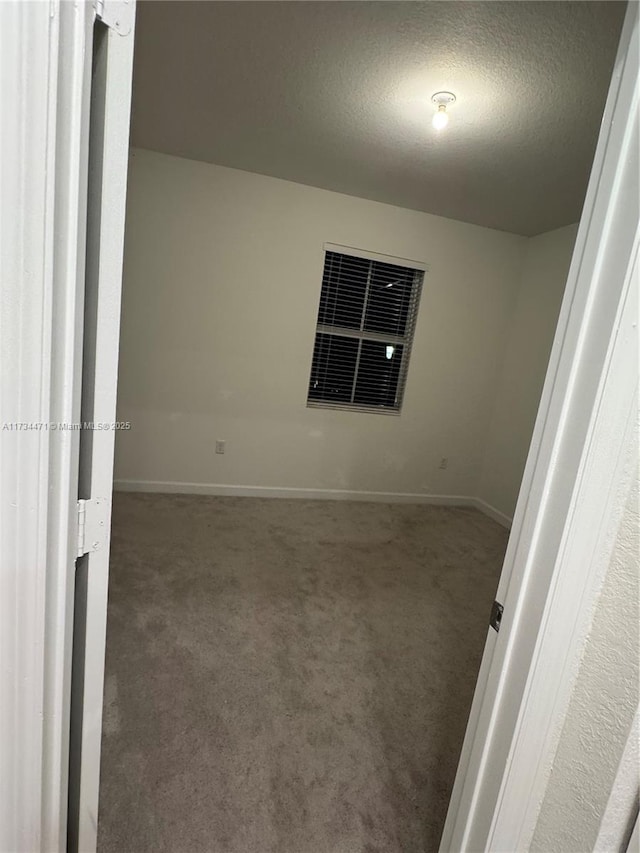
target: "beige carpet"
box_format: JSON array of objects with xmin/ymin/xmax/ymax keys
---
[{"xmin": 97, "ymin": 493, "xmax": 508, "ymax": 853}]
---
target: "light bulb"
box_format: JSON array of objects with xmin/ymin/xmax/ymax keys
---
[
  {"xmin": 431, "ymin": 92, "xmax": 456, "ymax": 130},
  {"xmin": 432, "ymin": 105, "xmax": 449, "ymax": 130}
]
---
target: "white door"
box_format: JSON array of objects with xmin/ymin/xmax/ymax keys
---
[
  {"xmin": 67, "ymin": 8, "xmax": 136, "ymax": 853},
  {"xmin": 440, "ymin": 4, "xmax": 639, "ymax": 849}
]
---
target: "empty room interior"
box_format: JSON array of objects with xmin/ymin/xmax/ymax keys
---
[{"xmin": 97, "ymin": 2, "xmax": 626, "ymax": 851}]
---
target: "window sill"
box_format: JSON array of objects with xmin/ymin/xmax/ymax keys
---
[{"xmin": 306, "ymin": 401, "xmax": 402, "ymax": 416}]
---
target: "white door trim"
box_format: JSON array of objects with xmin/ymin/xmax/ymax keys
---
[
  {"xmin": 491, "ymin": 236, "xmax": 638, "ymax": 849},
  {"xmin": 0, "ymin": 4, "xmax": 135, "ymax": 851},
  {"xmin": 0, "ymin": 3, "xmax": 94, "ymax": 850},
  {"xmin": 440, "ymin": 4, "xmax": 639, "ymax": 849},
  {"xmin": 41, "ymin": 4, "xmax": 96, "ymax": 850}
]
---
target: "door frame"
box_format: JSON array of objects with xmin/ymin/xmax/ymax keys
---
[
  {"xmin": 0, "ymin": 2, "xmax": 135, "ymax": 851},
  {"xmin": 441, "ymin": 3, "xmax": 639, "ymax": 848},
  {"xmin": 0, "ymin": 2, "xmax": 94, "ymax": 850},
  {"xmin": 0, "ymin": 2, "xmax": 636, "ymax": 852}
]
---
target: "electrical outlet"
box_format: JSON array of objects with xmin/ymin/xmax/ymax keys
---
[
  {"xmin": 215, "ymin": 440, "xmax": 226, "ymax": 455},
  {"xmin": 439, "ymin": 457, "xmax": 448, "ymax": 470}
]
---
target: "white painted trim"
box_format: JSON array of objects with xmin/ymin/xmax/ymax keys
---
[
  {"xmin": 114, "ymin": 479, "xmax": 474, "ymax": 504},
  {"xmin": 0, "ymin": 3, "xmax": 92, "ymax": 850},
  {"xmin": 472, "ymin": 499, "xmax": 513, "ymax": 530},
  {"xmin": 491, "ymin": 236, "xmax": 638, "ymax": 850},
  {"xmin": 441, "ymin": 4, "xmax": 639, "ymax": 850},
  {"xmin": 0, "ymin": 9, "xmax": 54, "ymax": 849},
  {"xmin": 323, "ymin": 241, "xmax": 429, "ymax": 272},
  {"xmin": 113, "ymin": 479, "xmax": 512, "ymax": 526},
  {"xmin": 41, "ymin": 4, "xmax": 94, "ymax": 850}
]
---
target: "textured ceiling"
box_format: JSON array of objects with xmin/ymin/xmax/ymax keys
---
[{"xmin": 130, "ymin": 1, "xmax": 626, "ymax": 236}]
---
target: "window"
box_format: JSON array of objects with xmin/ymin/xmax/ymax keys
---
[{"xmin": 307, "ymin": 247, "xmax": 424, "ymax": 413}]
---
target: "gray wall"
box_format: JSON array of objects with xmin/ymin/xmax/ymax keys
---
[
  {"xmin": 114, "ymin": 149, "xmax": 575, "ymax": 520},
  {"xmin": 114, "ymin": 149, "xmax": 526, "ymax": 502},
  {"xmin": 479, "ymin": 225, "xmax": 578, "ymax": 518}
]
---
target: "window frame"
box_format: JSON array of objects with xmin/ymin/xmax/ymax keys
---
[{"xmin": 306, "ymin": 243, "xmax": 427, "ymax": 416}]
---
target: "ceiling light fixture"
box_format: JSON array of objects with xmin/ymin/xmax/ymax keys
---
[{"xmin": 431, "ymin": 91, "xmax": 456, "ymax": 130}]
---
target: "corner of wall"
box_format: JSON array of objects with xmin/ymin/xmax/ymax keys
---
[
  {"xmin": 473, "ymin": 239, "xmax": 530, "ymax": 517},
  {"xmin": 475, "ymin": 223, "xmax": 579, "ymax": 521}
]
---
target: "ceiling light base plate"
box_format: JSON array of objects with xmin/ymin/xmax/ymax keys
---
[{"xmin": 431, "ymin": 91, "xmax": 456, "ymax": 107}]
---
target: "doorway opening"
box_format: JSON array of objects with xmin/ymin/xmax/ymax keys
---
[{"xmin": 87, "ymin": 3, "xmax": 626, "ymax": 851}]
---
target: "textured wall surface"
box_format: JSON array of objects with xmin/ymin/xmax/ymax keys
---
[
  {"xmin": 531, "ymin": 469, "xmax": 640, "ymax": 852},
  {"xmin": 478, "ymin": 225, "xmax": 578, "ymax": 518},
  {"xmin": 129, "ymin": 2, "xmax": 625, "ymax": 236},
  {"xmin": 114, "ymin": 148, "xmax": 527, "ymax": 499}
]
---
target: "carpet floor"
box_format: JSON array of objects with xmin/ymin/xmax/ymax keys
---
[{"xmin": 97, "ymin": 493, "xmax": 508, "ymax": 853}]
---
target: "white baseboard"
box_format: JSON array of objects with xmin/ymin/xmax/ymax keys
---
[
  {"xmin": 471, "ymin": 498, "xmax": 513, "ymax": 529},
  {"xmin": 113, "ymin": 478, "xmax": 473, "ymax": 506},
  {"xmin": 113, "ymin": 479, "xmax": 512, "ymax": 528}
]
